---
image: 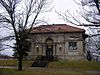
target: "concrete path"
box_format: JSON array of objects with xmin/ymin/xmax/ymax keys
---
[{"xmin": 0, "ymin": 66, "xmax": 17, "ymax": 69}]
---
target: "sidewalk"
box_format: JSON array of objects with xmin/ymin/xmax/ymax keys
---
[{"xmin": 0, "ymin": 66, "xmax": 17, "ymax": 69}]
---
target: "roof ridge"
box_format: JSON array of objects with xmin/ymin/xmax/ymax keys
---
[
  {"xmin": 31, "ymin": 24, "xmax": 85, "ymax": 33},
  {"xmin": 66, "ymin": 25, "xmax": 84, "ymax": 30},
  {"xmin": 39, "ymin": 24, "xmax": 66, "ymax": 27}
]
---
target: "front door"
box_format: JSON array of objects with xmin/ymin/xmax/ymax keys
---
[
  {"xmin": 45, "ymin": 38, "xmax": 53, "ymax": 60},
  {"xmin": 46, "ymin": 45, "xmax": 53, "ymax": 57}
]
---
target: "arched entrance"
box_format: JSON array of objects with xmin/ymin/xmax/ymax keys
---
[{"xmin": 45, "ymin": 38, "xmax": 53, "ymax": 58}]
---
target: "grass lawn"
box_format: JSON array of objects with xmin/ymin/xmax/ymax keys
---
[
  {"xmin": 48, "ymin": 60, "xmax": 100, "ymax": 70},
  {"xmin": 0, "ymin": 60, "xmax": 33, "ymax": 67},
  {"xmin": 0, "ymin": 60, "xmax": 100, "ymax": 75},
  {"xmin": 0, "ymin": 67, "xmax": 100, "ymax": 75}
]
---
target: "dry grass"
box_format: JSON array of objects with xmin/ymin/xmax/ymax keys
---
[
  {"xmin": 0, "ymin": 60, "xmax": 33, "ymax": 67},
  {"xmin": 48, "ymin": 60, "xmax": 100, "ymax": 70},
  {"xmin": 0, "ymin": 60, "xmax": 100, "ymax": 75},
  {"xmin": 0, "ymin": 68, "xmax": 99, "ymax": 75},
  {"xmin": 0, "ymin": 60, "xmax": 17, "ymax": 66}
]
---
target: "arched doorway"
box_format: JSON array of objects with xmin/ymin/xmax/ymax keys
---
[{"xmin": 45, "ymin": 38, "xmax": 53, "ymax": 58}]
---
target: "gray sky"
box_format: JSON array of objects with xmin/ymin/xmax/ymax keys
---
[
  {"xmin": 1, "ymin": 0, "xmax": 81, "ymax": 56},
  {"xmin": 43, "ymin": 0, "xmax": 80, "ymax": 24}
]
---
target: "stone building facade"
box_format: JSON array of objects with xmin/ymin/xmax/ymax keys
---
[{"xmin": 28, "ymin": 24, "xmax": 86, "ymax": 60}]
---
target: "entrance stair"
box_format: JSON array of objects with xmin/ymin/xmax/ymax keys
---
[{"xmin": 31, "ymin": 56, "xmax": 54, "ymax": 67}]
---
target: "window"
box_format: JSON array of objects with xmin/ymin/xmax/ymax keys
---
[{"xmin": 68, "ymin": 41, "xmax": 77, "ymax": 50}]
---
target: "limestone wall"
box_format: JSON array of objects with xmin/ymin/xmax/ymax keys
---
[{"xmin": 29, "ymin": 32, "xmax": 85, "ymax": 60}]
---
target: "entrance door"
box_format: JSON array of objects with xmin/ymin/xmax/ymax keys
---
[
  {"xmin": 46, "ymin": 45, "xmax": 53, "ymax": 57},
  {"xmin": 45, "ymin": 38, "xmax": 53, "ymax": 60}
]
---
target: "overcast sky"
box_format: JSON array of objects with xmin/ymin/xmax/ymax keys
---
[
  {"xmin": 43, "ymin": 0, "xmax": 80, "ymax": 24},
  {"xmin": 1, "ymin": 0, "xmax": 81, "ymax": 56}
]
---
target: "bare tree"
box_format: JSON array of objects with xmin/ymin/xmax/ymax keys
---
[
  {"xmin": 0, "ymin": 38, "xmax": 3, "ymax": 51},
  {"xmin": 0, "ymin": 37, "xmax": 6, "ymax": 51},
  {"xmin": 56, "ymin": 0, "xmax": 100, "ymax": 44},
  {"xmin": 0, "ymin": 0, "xmax": 52, "ymax": 70},
  {"xmin": 56, "ymin": 0, "xmax": 100, "ymax": 61},
  {"xmin": 56, "ymin": 0, "xmax": 100, "ymax": 26}
]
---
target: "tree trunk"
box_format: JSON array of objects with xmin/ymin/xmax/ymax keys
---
[{"xmin": 18, "ymin": 56, "xmax": 23, "ymax": 70}]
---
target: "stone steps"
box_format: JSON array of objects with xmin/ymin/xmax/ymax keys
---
[{"xmin": 31, "ymin": 56, "xmax": 54, "ymax": 67}]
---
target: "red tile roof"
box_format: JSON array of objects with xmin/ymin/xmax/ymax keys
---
[{"xmin": 31, "ymin": 24, "xmax": 85, "ymax": 33}]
